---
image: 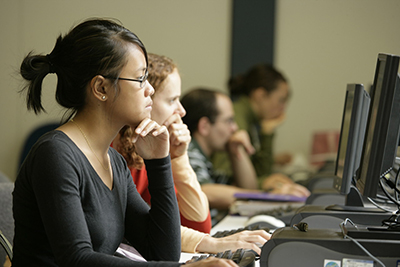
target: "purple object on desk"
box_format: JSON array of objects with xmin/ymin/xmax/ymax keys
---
[{"xmin": 234, "ymin": 192, "xmax": 307, "ymax": 202}]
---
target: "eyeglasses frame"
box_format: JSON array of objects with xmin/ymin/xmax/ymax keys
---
[{"xmin": 104, "ymin": 70, "xmax": 148, "ymax": 88}]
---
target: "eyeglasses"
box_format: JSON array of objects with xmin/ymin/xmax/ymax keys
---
[
  {"xmin": 104, "ymin": 70, "xmax": 148, "ymax": 88},
  {"xmin": 216, "ymin": 117, "xmax": 236, "ymax": 125}
]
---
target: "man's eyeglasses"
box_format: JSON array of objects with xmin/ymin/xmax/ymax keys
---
[
  {"xmin": 216, "ymin": 117, "xmax": 236, "ymax": 126},
  {"xmin": 104, "ymin": 70, "xmax": 148, "ymax": 88}
]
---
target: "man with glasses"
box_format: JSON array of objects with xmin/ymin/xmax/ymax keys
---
[{"xmin": 181, "ymin": 88, "xmax": 260, "ymax": 224}]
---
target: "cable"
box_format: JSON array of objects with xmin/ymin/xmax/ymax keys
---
[
  {"xmin": 395, "ymin": 164, "xmax": 400, "ymax": 201},
  {"xmin": 343, "ymin": 235, "xmax": 386, "ymax": 267},
  {"xmin": 339, "ymin": 219, "xmax": 386, "ymax": 267},
  {"xmin": 381, "ymin": 209, "xmax": 400, "ymax": 230},
  {"xmin": 366, "ymin": 197, "xmax": 395, "ymax": 213},
  {"xmin": 384, "ymin": 169, "xmax": 400, "ymax": 196},
  {"xmin": 379, "ymin": 178, "xmax": 400, "ymax": 207}
]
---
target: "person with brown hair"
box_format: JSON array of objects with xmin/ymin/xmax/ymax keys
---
[
  {"xmin": 113, "ymin": 53, "xmax": 270, "ymax": 255},
  {"xmin": 113, "ymin": 53, "xmax": 211, "ymax": 233}
]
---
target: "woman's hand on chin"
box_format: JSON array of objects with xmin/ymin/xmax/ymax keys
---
[
  {"xmin": 132, "ymin": 118, "xmax": 170, "ymax": 159},
  {"xmin": 163, "ymin": 114, "xmax": 191, "ymax": 159}
]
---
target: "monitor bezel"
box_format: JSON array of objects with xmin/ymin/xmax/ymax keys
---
[
  {"xmin": 334, "ymin": 84, "xmax": 370, "ymax": 195},
  {"xmin": 356, "ymin": 53, "xmax": 400, "ymax": 198}
]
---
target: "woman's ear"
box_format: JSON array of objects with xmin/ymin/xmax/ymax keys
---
[
  {"xmin": 197, "ymin": 117, "xmax": 211, "ymax": 136},
  {"xmin": 90, "ymin": 75, "xmax": 108, "ymax": 101}
]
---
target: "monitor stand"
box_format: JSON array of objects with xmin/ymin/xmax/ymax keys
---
[
  {"xmin": 305, "ymin": 188, "xmax": 346, "ymax": 206},
  {"xmin": 290, "ymin": 187, "xmax": 394, "ymax": 228},
  {"xmin": 324, "ymin": 186, "xmax": 383, "ymax": 212}
]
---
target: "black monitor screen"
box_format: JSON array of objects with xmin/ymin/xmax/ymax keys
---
[
  {"xmin": 334, "ymin": 84, "xmax": 370, "ymax": 195},
  {"xmin": 356, "ymin": 53, "xmax": 400, "ymax": 198}
]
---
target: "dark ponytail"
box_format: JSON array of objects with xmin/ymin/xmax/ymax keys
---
[
  {"xmin": 20, "ymin": 53, "xmax": 54, "ymax": 114},
  {"xmin": 19, "ymin": 18, "xmax": 147, "ymax": 116},
  {"xmin": 228, "ymin": 73, "xmax": 246, "ymax": 98}
]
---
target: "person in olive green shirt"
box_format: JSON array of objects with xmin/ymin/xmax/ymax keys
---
[{"xmin": 213, "ymin": 64, "xmax": 310, "ymax": 196}]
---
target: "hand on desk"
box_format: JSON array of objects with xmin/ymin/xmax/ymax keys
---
[
  {"xmin": 262, "ymin": 173, "xmax": 310, "ymax": 197},
  {"xmin": 196, "ymin": 230, "xmax": 270, "ymax": 255},
  {"xmin": 274, "ymin": 152, "xmax": 292, "ymax": 166}
]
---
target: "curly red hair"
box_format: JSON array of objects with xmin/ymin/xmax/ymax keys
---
[{"xmin": 115, "ymin": 53, "xmax": 177, "ymax": 168}]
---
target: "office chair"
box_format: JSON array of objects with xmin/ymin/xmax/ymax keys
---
[
  {"xmin": 18, "ymin": 122, "xmax": 59, "ymax": 170},
  {"xmin": 0, "ymin": 171, "xmax": 11, "ymax": 183},
  {"xmin": 0, "ymin": 231, "xmax": 12, "ymax": 261},
  {"xmin": 0, "ymin": 182, "xmax": 14, "ymax": 264}
]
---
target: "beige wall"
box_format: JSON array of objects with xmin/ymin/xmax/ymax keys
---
[
  {"xmin": 274, "ymin": 0, "xmax": 400, "ymax": 163},
  {"xmin": 0, "ymin": 0, "xmax": 232, "ymax": 180},
  {"xmin": 1, "ymin": 0, "xmax": 400, "ymax": 180}
]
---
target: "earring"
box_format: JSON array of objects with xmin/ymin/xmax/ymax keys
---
[{"xmin": 102, "ymin": 95, "xmax": 106, "ymax": 100}]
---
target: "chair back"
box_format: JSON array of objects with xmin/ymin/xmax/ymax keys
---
[
  {"xmin": 0, "ymin": 171, "xmax": 11, "ymax": 183},
  {"xmin": 0, "ymin": 182, "xmax": 14, "ymax": 264},
  {"xmin": 0, "ymin": 231, "xmax": 12, "ymax": 261},
  {"xmin": 18, "ymin": 122, "xmax": 59, "ymax": 170}
]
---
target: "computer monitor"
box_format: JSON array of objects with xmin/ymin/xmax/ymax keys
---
[
  {"xmin": 334, "ymin": 84, "xmax": 370, "ymax": 195},
  {"xmin": 356, "ymin": 53, "xmax": 400, "ymax": 198}
]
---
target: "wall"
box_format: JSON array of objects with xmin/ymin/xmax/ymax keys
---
[
  {"xmin": 2, "ymin": 0, "xmax": 400, "ymax": 180},
  {"xmin": 0, "ymin": 0, "xmax": 232, "ymax": 180},
  {"xmin": 274, "ymin": 0, "xmax": 400, "ymax": 165}
]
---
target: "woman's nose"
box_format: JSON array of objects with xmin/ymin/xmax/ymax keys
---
[
  {"xmin": 145, "ymin": 82, "xmax": 155, "ymax": 97},
  {"xmin": 177, "ymin": 101, "xmax": 186, "ymax": 117}
]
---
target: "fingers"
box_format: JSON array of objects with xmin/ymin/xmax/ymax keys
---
[
  {"xmin": 274, "ymin": 152, "xmax": 292, "ymax": 165},
  {"xmin": 243, "ymin": 229, "xmax": 271, "ymax": 241},
  {"xmin": 132, "ymin": 119, "xmax": 170, "ymax": 159},
  {"xmin": 262, "ymin": 174, "xmax": 293, "ymax": 191},
  {"xmin": 228, "ymin": 130, "xmax": 255, "ymax": 156},
  {"xmin": 237, "ymin": 130, "xmax": 256, "ymax": 155},
  {"xmin": 266, "ymin": 173, "xmax": 292, "ymax": 184},
  {"xmin": 273, "ymin": 183, "xmax": 310, "ymax": 197},
  {"xmin": 166, "ymin": 120, "xmax": 191, "ymax": 159},
  {"xmin": 134, "ymin": 118, "xmax": 167, "ymax": 138},
  {"xmin": 223, "ymin": 230, "xmax": 270, "ymax": 245},
  {"xmin": 283, "ymin": 184, "xmax": 310, "ymax": 197},
  {"xmin": 163, "ymin": 113, "xmax": 182, "ymax": 128},
  {"xmin": 291, "ymin": 184, "xmax": 311, "ymax": 197},
  {"xmin": 215, "ymin": 230, "xmax": 270, "ymax": 255},
  {"xmin": 261, "ymin": 114, "xmax": 286, "ymax": 134},
  {"xmin": 161, "ymin": 114, "xmax": 189, "ymax": 143},
  {"xmin": 169, "ymin": 124, "xmax": 191, "ymax": 146}
]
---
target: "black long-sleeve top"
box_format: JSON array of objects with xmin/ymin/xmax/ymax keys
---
[{"xmin": 12, "ymin": 131, "xmax": 182, "ymax": 267}]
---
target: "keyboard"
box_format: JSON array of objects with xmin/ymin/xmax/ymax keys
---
[
  {"xmin": 189, "ymin": 248, "xmax": 257, "ymax": 267},
  {"xmin": 212, "ymin": 224, "xmax": 270, "ymax": 238}
]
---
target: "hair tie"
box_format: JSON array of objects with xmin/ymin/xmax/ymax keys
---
[{"xmin": 46, "ymin": 54, "xmax": 56, "ymax": 74}]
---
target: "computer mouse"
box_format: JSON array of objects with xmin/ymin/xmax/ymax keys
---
[{"xmin": 245, "ymin": 214, "xmax": 286, "ymax": 230}]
